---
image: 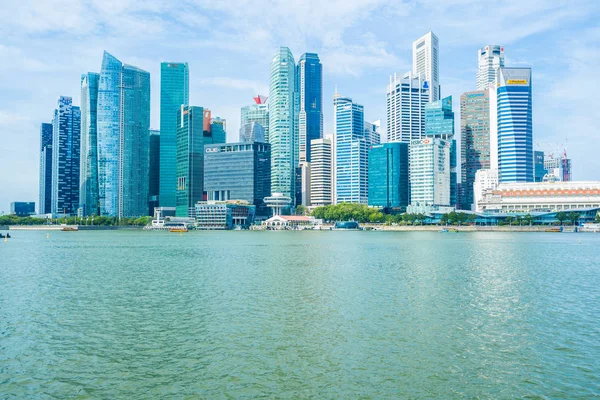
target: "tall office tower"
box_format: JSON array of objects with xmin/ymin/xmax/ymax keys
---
[
  {"xmin": 39, "ymin": 122, "xmax": 53, "ymax": 214},
  {"xmin": 413, "ymin": 31, "xmax": 440, "ymax": 101},
  {"xmin": 544, "ymin": 152, "xmax": 572, "ymax": 182},
  {"xmin": 310, "ymin": 138, "xmax": 332, "ymax": 206},
  {"xmin": 204, "ymin": 142, "xmax": 271, "ymax": 217},
  {"xmin": 534, "ymin": 151, "xmax": 546, "ymax": 182},
  {"xmin": 386, "ymin": 72, "xmax": 430, "ymax": 142},
  {"xmin": 51, "ymin": 96, "xmax": 81, "ymax": 216},
  {"xmin": 79, "ymin": 72, "xmax": 100, "ymax": 216},
  {"xmin": 269, "ymin": 47, "xmax": 298, "ymax": 201},
  {"xmin": 425, "ymin": 96, "xmax": 457, "ymax": 207},
  {"xmin": 368, "ymin": 142, "xmax": 409, "ymax": 210},
  {"xmin": 477, "ymin": 45, "xmax": 504, "ymax": 90},
  {"xmin": 160, "ymin": 62, "xmax": 189, "ymax": 208},
  {"xmin": 365, "ymin": 120, "xmax": 381, "ymax": 145},
  {"xmin": 240, "ymin": 122, "xmax": 265, "ymax": 143},
  {"xmin": 149, "ymin": 129, "xmax": 160, "ymax": 215},
  {"xmin": 210, "ymin": 117, "xmax": 227, "ymax": 144},
  {"xmin": 297, "ymin": 53, "xmax": 323, "ymax": 163},
  {"xmin": 97, "ymin": 51, "xmax": 151, "ymax": 217},
  {"xmin": 334, "ymin": 93, "xmax": 368, "ymax": 204},
  {"xmin": 175, "ymin": 106, "xmax": 205, "ymax": 217},
  {"xmin": 240, "ymin": 95, "xmax": 269, "ymax": 141},
  {"xmin": 409, "ymin": 137, "xmax": 451, "ymax": 207},
  {"xmin": 460, "ymin": 90, "xmax": 490, "ymax": 210},
  {"xmin": 497, "ymin": 68, "xmax": 533, "ymax": 183}
]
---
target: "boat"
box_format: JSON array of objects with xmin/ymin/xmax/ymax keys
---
[
  {"xmin": 169, "ymin": 227, "xmax": 188, "ymax": 233},
  {"xmin": 439, "ymin": 229, "xmax": 448, "ymax": 233},
  {"xmin": 545, "ymin": 227, "xmax": 562, "ymax": 232},
  {"xmin": 61, "ymin": 226, "xmax": 78, "ymax": 231}
]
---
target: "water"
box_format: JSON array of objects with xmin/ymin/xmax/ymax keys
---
[{"xmin": 1, "ymin": 230, "xmax": 599, "ymax": 398}]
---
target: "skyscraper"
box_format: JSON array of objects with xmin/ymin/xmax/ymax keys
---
[
  {"xmin": 409, "ymin": 137, "xmax": 451, "ymax": 207},
  {"xmin": 39, "ymin": 122, "xmax": 53, "ymax": 214},
  {"xmin": 534, "ymin": 150, "xmax": 546, "ymax": 182},
  {"xmin": 79, "ymin": 72, "xmax": 100, "ymax": 216},
  {"xmin": 240, "ymin": 122, "xmax": 265, "ymax": 143},
  {"xmin": 240, "ymin": 95, "xmax": 269, "ymax": 142},
  {"xmin": 386, "ymin": 72, "xmax": 430, "ymax": 142},
  {"xmin": 310, "ymin": 138, "xmax": 332, "ymax": 206},
  {"xmin": 297, "ymin": 53, "xmax": 323, "ymax": 163},
  {"xmin": 149, "ymin": 129, "xmax": 160, "ymax": 215},
  {"xmin": 413, "ymin": 31, "xmax": 440, "ymax": 101},
  {"xmin": 334, "ymin": 93, "xmax": 368, "ymax": 204},
  {"xmin": 460, "ymin": 90, "xmax": 490, "ymax": 210},
  {"xmin": 364, "ymin": 120, "xmax": 381, "ymax": 145},
  {"xmin": 477, "ymin": 45, "xmax": 504, "ymax": 90},
  {"xmin": 368, "ymin": 142, "xmax": 409, "ymax": 210},
  {"xmin": 176, "ymin": 106, "xmax": 205, "ymax": 217},
  {"xmin": 160, "ymin": 62, "xmax": 189, "ymax": 208},
  {"xmin": 51, "ymin": 96, "xmax": 81, "ymax": 216},
  {"xmin": 210, "ymin": 117, "xmax": 227, "ymax": 144},
  {"xmin": 496, "ymin": 68, "xmax": 533, "ymax": 183},
  {"xmin": 97, "ymin": 51, "xmax": 151, "ymax": 217},
  {"xmin": 269, "ymin": 47, "xmax": 297, "ymax": 201}
]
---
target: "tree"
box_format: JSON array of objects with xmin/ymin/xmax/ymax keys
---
[
  {"xmin": 567, "ymin": 212, "xmax": 581, "ymax": 226},
  {"xmin": 440, "ymin": 214, "xmax": 449, "ymax": 226},
  {"xmin": 295, "ymin": 205, "xmax": 307, "ymax": 216},
  {"xmin": 555, "ymin": 212, "xmax": 567, "ymax": 226},
  {"xmin": 467, "ymin": 214, "xmax": 477, "ymax": 225},
  {"xmin": 595, "ymin": 212, "xmax": 600, "ymax": 223},
  {"xmin": 523, "ymin": 214, "xmax": 534, "ymax": 226}
]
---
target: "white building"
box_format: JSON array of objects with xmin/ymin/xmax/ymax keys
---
[
  {"xmin": 413, "ymin": 31, "xmax": 440, "ymax": 101},
  {"xmin": 409, "ymin": 137, "xmax": 451, "ymax": 207},
  {"xmin": 386, "ymin": 72, "xmax": 430, "ymax": 142},
  {"xmin": 299, "ymin": 161, "xmax": 311, "ymax": 206},
  {"xmin": 365, "ymin": 120, "xmax": 381, "ymax": 145},
  {"xmin": 544, "ymin": 154, "xmax": 572, "ymax": 182},
  {"xmin": 477, "ymin": 45, "xmax": 504, "ymax": 90},
  {"xmin": 310, "ymin": 138, "xmax": 332, "ymax": 206},
  {"xmin": 478, "ymin": 181, "xmax": 600, "ymax": 212},
  {"xmin": 473, "ymin": 169, "xmax": 499, "ymax": 212}
]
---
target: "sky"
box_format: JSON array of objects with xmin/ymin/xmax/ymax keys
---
[{"xmin": 1, "ymin": 0, "xmax": 599, "ymax": 214}]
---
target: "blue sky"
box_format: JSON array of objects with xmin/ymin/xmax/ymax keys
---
[{"xmin": 1, "ymin": 0, "xmax": 599, "ymax": 214}]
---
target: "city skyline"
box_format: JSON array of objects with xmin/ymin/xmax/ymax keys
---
[{"xmin": 1, "ymin": 1, "xmax": 599, "ymax": 212}]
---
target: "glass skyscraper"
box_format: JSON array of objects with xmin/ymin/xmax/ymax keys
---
[
  {"xmin": 269, "ymin": 47, "xmax": 297, "ymax": 200},
  {"xmin": 409, "ymin": 137, "xmax": 451, "ymax": 207},
  {"xmin": 38, "ymin": 122, "xmax": 53, "ymax": 214},
  {"xmin": 240, "ymin": 96, "xmax": 268, "ymax": 142},
  {"xmin": 297, "ymin": 53, "xmax": 323, "ymax": 163},
  {"xmin": 497, "ymin": 68, "xmax": 533, "ymax": 183},
  {"xmin": 534, "ymin": 151, "xmax": 546, "ymax": 182},
  {"xmin": 210, "ymin": 117, "xmax": 227, "ymax": 144},
  {"xmin": 477, "ymin": 45, "xmax": 504, "ymax": 90},
  {"xmin": 51, "ymin": 96, "xmax": 81, "ymax": 216},
  {"xmin": 176, "ymin": 106, "xmax": 205, "ymax": 217},
  {"xmin": 334, "ymin": 93, "xmax": 368, "ymax": 204},
  {"xmin": 368, "ymin": 142, "xmax": 409, "ymax": 209},
  {"xmin": 160, "ymin": 62, "xmax": 189, "ymax": 208},
  {"xmin": 79, "ymin": 72, "xmax": 100, "ymax": 216},
  {"xmin": 386, "ymin": 72, "xmax": 430, "ymax": 142},
  {"xmin": 149, "ymin": 129, "xmax": 160, "ymax": 215},
  {"xmin": 97, "ymin": 51, "xmax": 151, "ymax": 217}
]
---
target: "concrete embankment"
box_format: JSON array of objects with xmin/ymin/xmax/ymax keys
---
[
  {"xmin": 362, "ymin": 225, "xmax": 580, "ymax": 232},
  {"xmin": 9, "ymin": 225, "xmax": 144, "ymax": 231}
]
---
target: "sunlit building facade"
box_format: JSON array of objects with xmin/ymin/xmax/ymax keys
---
[{"xmin": 79, "ymin": 72, "xmax": 100, "ymax": 215}]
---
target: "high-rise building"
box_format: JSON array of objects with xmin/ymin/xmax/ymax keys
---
[
  {"xmin": 496, "ymin": 68, "xmax": 533, "ymax": 183},
  {"xmin": 160, "ymin": 62, "xmax": 189, "ymax": 208},
  {"xmin": 412, "ymin": 31, "xmax": 440, "ymax": 101},
  {"xmin": 460, "ymin": 90, "xmax": 490, "ymax": 210},
  {"xmin": 334, "ymin": 93, "xmax": 368, "ymax": 204},
  {"xmin": 51, "ymin": 96, "xmax": 81, "ymax": 216},
  {"xmin": 176, "ymin": 106, "xmax": 205, "ymax": 217},
  {"xmin": 149, "ymin": 129, "xmax": 160, "ymax": 215},
  {"xmin": 297, "ymin": 53, "xmax": 323, "ymax": 163},
  {"xmin": 240, "ymin": 122, "xmax": 265, "ymax": 143},
  {"xmin": 210, "ymin": 117, "xmax": 227, "ymax": 144},
  {"xmin": 534, "ymin": 151, "xmax": 546, "ymax": 182},
  {"xmin": 309, "ymin": 138, "xmax": 332, "ymax": 206},
  {"xmin": 240, "ymin": 95, "xmax": 269, "ymax": 142},
  {"xmin": 365, "ymin": 120, "xmax": 381, "ymax": 145},
  {"xmin": 368, "ymin": 142, "xmax": 409, "ymax": 210},
  {"xmin": 477, "ymin": 45, "xmax": 504, "ymax": 90},
  {"xmin": 386, "ymin": 72, "xmax": 430, "ymax": 142},
  {"xmin": 204, "ymin": 142, "xmax": 272, "ymax": 217},
  {"xmin": 79, "ymin": 72, "xmax": 100, "ymax": 216},
  {"xmin": 409, "ymin": 137, "xmax": 451, "ymax": 207},
  {"xmin": 544, "ymin": 153, "xmax": 572, "ymax": 182},
  {"xmin": 269, "ymin": 47, "xmax": 298, "ymax": 201},
  {"xmin": 39, "ymin": 122, "xmax": 53, "ymax": 214},
  {"xmin": 97, "ymin": 51, "xmax": 151, "ymax": 217},
  {"xmin": 10, "ymin": 202, "xmax": 35, "ymax": 217}
]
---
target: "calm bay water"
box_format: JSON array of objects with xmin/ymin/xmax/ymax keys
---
[{"xmin": 1, "ymin": 230, "xmax": 599, "ymax": 398}]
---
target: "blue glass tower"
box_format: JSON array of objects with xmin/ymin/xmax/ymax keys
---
[
  {"xmin": 497, "ymin": 68, "xmax": 533, "ymax": 183},
  {"xmin": 80, "ymin": 72, "xmax": 100, "ymax": 215},
  {"xmin": 39, "ymin": 122, "xmax": 53, "ymax": 214},
  {"xmin": 51, "ymin": 96, "xmax": 81, "ymax": 216},
  {"xmin": 297, "ymin": 53, "xmax": 323, "ymax": 163},
  {"xmin": 97, "ymin": 51, "xmax": 151, "ymax": 217},
  {"xmin": 368, "ymin": 142, "xmax": 409, "ymax": 209}
]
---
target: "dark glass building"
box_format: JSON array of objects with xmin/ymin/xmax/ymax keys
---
[
  {"xmin": 297, "ymin": 53, "xmax": 323, "ymax": 163},
  {"xmin": 176, "ymin": 106, "xmax": 205, "ymax": 217},
  {"xmin": 39, "ymin": 122, "xmax": 53, "ymax": 214},
  {"xmin": 204, "ymin": 142, "xmax": 271, "ymax": 217},
  {"xmin": 80, "ymin": 72, "xmax": 100, "ymax": 216},
  {"xmin": 149, "ymin": 129, "xmax": 160, "ymax": 215},
  {"xmin": 534, "ymin": 151, "xmax": 546, "ymax": 182},
  {"xmin": 368, "ymin": 142, "xmax": 409, "ymax": 210},
  {"xmin": 11, "ymin": 202, "xmax": 35, "ymax": 217}
]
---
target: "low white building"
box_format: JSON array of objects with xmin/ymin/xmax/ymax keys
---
[{"xmin": 478, "ymin": 181, "xmax": 600, "ymax": 212}]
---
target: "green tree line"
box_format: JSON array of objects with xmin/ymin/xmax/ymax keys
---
[{"xmin": 0, "ymin": 215, "xmax": 152, "ymax": 226}]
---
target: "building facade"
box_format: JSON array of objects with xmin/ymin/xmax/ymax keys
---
[
  {"xmin": 297, "ymin": 53, "xmax": 323, "ymax": 163},
  {"xmin": 51, "ymin": 96, "xmax": 81, "ymax": 216},
  {"xmin": 10, "ymin": 202, "xmax": 35, "ymax": 217},
  {"xmin": 39, "ymin": 122, "xmax": 53, "ymax": 214},
  {"xmin": 160, "ymin": 62, "xmax": 189, "ymax": 208},
  {"xmin": 176, "ymin": 106, "xmax": 205, "ymax": 217},
  {"xmin": 334, "ymin": 94, "xmax": 368, "ymax": 204},
  {"xmin": 210, "ymin": 117, "xmax": 227, "ymax": 144},
  {"xmin": 365, "ymin": 120, "xmax": 381, "ymax": 145},
  {"xmin": 97, "ymin": 51, "xmax": 151, "ymax": 217},
  {"xmin": 477, "ymin": 45, "xmax": 504, "ymax": 90},
  {"xmin": 79, "ymin": 72, "xmax": 100, "ymax": 216},
  {"xmin": 310, "ymin": 138, "xmax": 332, "ymax": 206},
  {"xmin": 195, "ymin": 201, "xmax": 256, "ymax": 230},
  {"xmin": 496, "ymin": 68, "xmax": 533, "ymax": 183},
  {"xmin": 204, "ymin": 142, "xmax": 272, "ymax": 217},
  {"xmin": 460, "ymin": 90, "xmax": 490, "ymax": 210},
  {"xmin": 368, "ymin": 142, "xmax": 409, "ymax": 209},
  {"xmin": 149, "ymin": 129, "xmax": 160, "ymax": 215},
  {"xmin": 409, "ymin": 137, "xmax": 451, "ymax": 207},
  {"xmin": 240, "ymin": 96, "xmax": 269, "ymax": 142},
  {"xmin": 534, "ymin": 151, "xmax": 546, "ymax": 182},
  {"xmin": 412, "ymin": 31, "xmax": 440, "ymax": 101},
  {"xmin": 544, "ymin": 153, "xmax": 572, "ymax": 182},
  {"xmin": 386, "ymin": 72, "xmax": 430, "ymax": 142},
  {"xmin": 473, "ymin": 169, "xmax": 499, "ymax": 212}
]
